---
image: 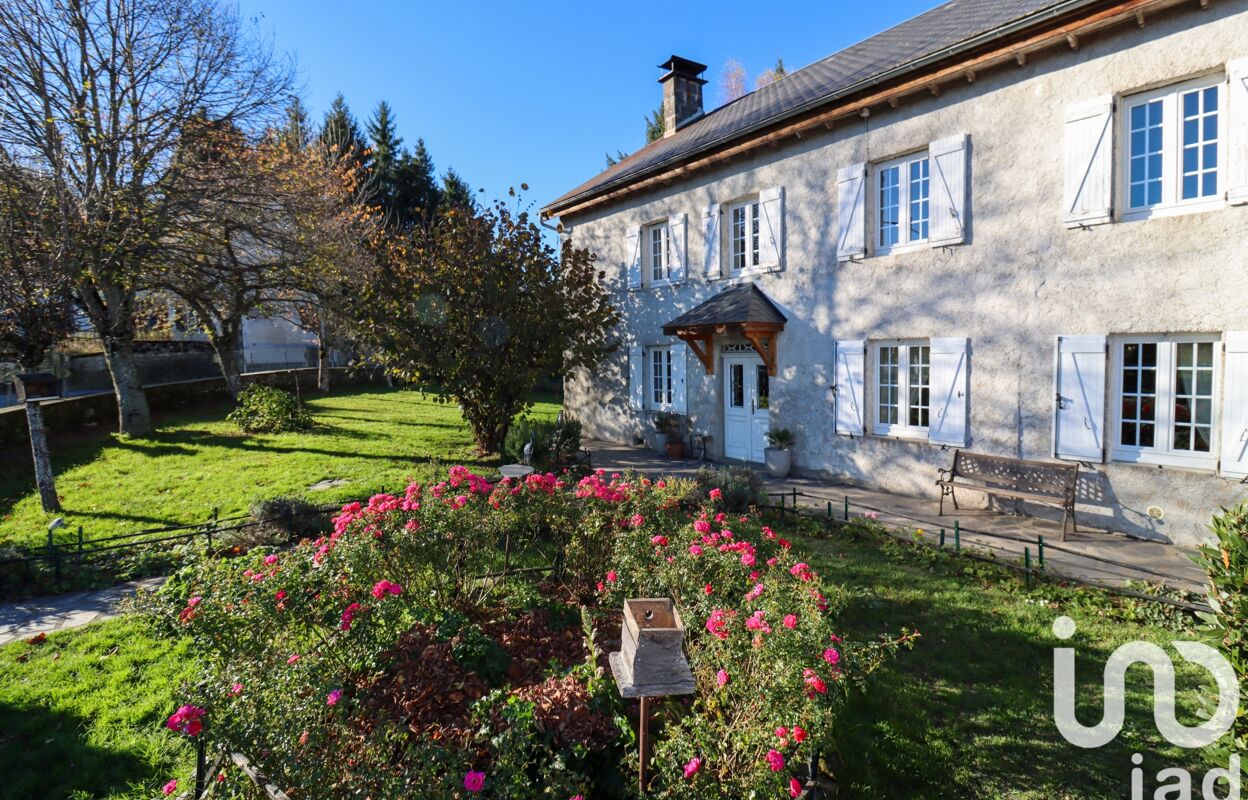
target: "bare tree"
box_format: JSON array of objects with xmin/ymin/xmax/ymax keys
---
[
  {"xmin": 0, "ymin": 0, "xmax": 292, "ymax": 434},
  {"xmin": 719, "ymin": 58, "xmax": 747, "ymax": 104},
  {"xmin": 0, "ymin": 159, "xmax": 74, "ymax": 368}
]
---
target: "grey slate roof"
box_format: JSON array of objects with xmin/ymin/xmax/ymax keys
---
[
  {"xmin": 662, "ymin": 283, "xmax": 787, "ymax": 332},
  {"xmin": 545, "ymin": 0, "xmax": 1098, "ymax": 216}
]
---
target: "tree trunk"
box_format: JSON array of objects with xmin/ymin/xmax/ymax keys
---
[
  {"xmin": 211, "ymin": 337, "xmax": 245, "ymax": 400},
  {"xmin": 25, "ymin": 402, "xmax": 60, "ymax": 512},
  {"xmin": 100, "ymin": 334, "xmax": 153, "ymax": 436},
  {"xmin": 316, "ymin": 315, "xmax": 331, "ymax": 392}
]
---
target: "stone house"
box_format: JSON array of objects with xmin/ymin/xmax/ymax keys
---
[{"xmin": 541, "ymin": 0, "xmax": 1248, "ymax": 546}]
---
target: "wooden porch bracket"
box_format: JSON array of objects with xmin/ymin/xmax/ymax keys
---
[
  {"xmin": 741, "ymin": 323, "xmax": 782, "ymax": 376},
  {"xmin": 677, "ymin": 331, "xmax": 716, "ymax": 374}
]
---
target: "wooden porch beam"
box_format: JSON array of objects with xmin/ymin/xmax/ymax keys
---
[
  {"xmin": 679, "ymin": 332, "xmax": 716, "ymax": 374},
  {"xmin": 741, "ymin": 324, "xmax": 780, "ymax": 376}
]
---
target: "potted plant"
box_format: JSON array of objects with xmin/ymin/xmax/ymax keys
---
[
  {"xmin": 764, "ymin": 428, "xmax": 794, "ymax": 478},
  {"xmin": 654, "ymin": 411, "xmax": 686, "ymax": 459}
]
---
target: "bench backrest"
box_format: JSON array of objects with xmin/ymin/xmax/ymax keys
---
[{"xmin": 951, "ymin": 450, "xmax": 1078, "ymax": 498}]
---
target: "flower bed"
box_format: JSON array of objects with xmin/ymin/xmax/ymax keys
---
[{"xmin": 143, "ymin": 468, "xmax": 911, "ymax": 799}]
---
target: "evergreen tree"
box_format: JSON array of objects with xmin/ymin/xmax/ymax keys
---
[
  {"xmin": 394, "ymin": 138, "xmax": 441, "ymax": 225},
  {"xmin": 439, "ymin": 167, "xmax": 475, "ymax": 212},
  {"xmin": 645, "ymin": 104, "xmax": 665, "ymax": 143},
  {"xmin": 367, "ymin": 100, "xmax": 404, "ymax": 215},
  {"xmin": 319, "ymin": 93, "xmax": 369, "ymax": 170},
  {"xmin": 604, "ymin": 149, "xmax": 630, "ymax": 167},
  {"xmin": 278, "ymin": 97, "xmax": 313, "ymax": 150}
]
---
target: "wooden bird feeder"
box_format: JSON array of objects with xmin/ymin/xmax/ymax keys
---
[{"xmin": 608, "ymin": 598, "xmax": 695, "ymax": 794}]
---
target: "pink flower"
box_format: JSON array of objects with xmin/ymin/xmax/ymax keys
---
[
  {"xmin": 790, "ymin": 777, "xmax": 804, "ymax": 797},
  {"xmin": 703, "ymin": 583, "xmax": 714, "ymax": 596},
  {"xmin": 326, "ymin": 689, "xmax": 343, "ymax": 706},
  {"xmin": 230, "ymin": 683, "xmax": 243, "ymax": 696},
  {"xmin": 705, "ymin": 608, "xmax": 734, "ymax": 639},
  {"xmin": 650, "ymin": 534, "xmax": 668, "ymax": 546},
  {"xmin": 823, "ymin": 647, "xmax": 840, "ymax": 665},
  {"xmin": 766, "ymin": 749, "xmax": 785, "ymax": 771},
  {"xmin": 790, "ymin": 562, "xmax": 813, "ymax": 582},
  {"xmin": 606, "ymin": 570, "xmax": 618, "ymax": 583},
  {"xmin": 793, "ymin": 725, "xmax": 807, "ymax": 743},
  {"xmin": 709, "ymin": 488, "xmax": 723, "ymax": 501},
  {"xmin": 463, "ymin": 771, "xmax": 486, "ymax": 792},
  {"xmin": 264, "ymin": 554, "xmax": 278, "ymax": 565},
  {"xmin": 657, "ymin": 479, "xmax": 667, "ymax": 488},
  {"xmin": 340, "ymin": 602, "xmax": 363, "ymax": 631},
  {"xmin": 631, "ymin": 514, "xmax": 646, "ymax": 528},
  {"xmin": 775, "ymin": 726, "xmax": 789, "ymax": 740},
  {"xmin": 596, "ymin": 581, "xmax": 605, "ymax": 592},
  {"xmin": 683, "ymin": 757, "xmax": 702, "ymax": 779},
  {"xmin": 716, "ymin": 669, "xmax": 730, "ymax": 688},
  {"xmin": 287, "ymin": 653, "xmax": 300, "ymax": 665},
  {"xmin": 803, "ymin": 668, "xmax": 827, "ymax": 696},
  {"xmin": 864, "ymin": 511, "xmax": 879, "ymax": 521},
  {"xmin": 162, "ymin": 779, "xmax": 178, "ymax": 796},
  {"xmin": 693, "ymin": 519, "xmax": 711, "ymax": 534},
  {"xmin": 745, "ymin": 610, "xmax": 770, "ymax": 634},
  {"xmin": 741, "ymin": 552, "xmax": 756, "ymax": 567},
  {"xmin": 165, "ymin": 705, "xmax": 206, "ymax": 737},
  {"xmin": 783, "ymin": 614, "xmax": 798, "ymax": 629},
  {"xmin": 745, "ymin": 583, "xmax": 765, "ymax": 602},
  {"xmin": 371, "ymin": 580, "xmax": 403, "ymax": 599},
  {"xmin": 688, "ymin": 545, "xmax": 703, "ymax": 556}
]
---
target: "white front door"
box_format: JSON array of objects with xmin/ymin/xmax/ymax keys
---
[{"xmin": 723, "ymin": 355, "xmax": 770, "ymax": 462}]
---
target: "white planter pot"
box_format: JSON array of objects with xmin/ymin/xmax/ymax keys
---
[{"xmin": 764, "ymin": 447, "xmax": 791, "ymax": 478}]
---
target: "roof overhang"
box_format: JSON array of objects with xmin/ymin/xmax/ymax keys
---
[{"xmin": 662, "ymin": 283, "xmax": 787, "ymax": 375}]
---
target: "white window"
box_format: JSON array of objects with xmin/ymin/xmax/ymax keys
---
[
  {"xmin": 727, "ymin": 198, "xmax": 760, "ymax": 273},
  {"xmin": 1111, "ymin": 335, "xmax": 1220, "ymax": 469},
  {"xmin": 874, "ymin": 152, "xmax": 930, "ymax": 253},
  {"xmin": 1122, "ymin": 75, "xmax": 1225, "ymax": 219},
  {"xmin": 646, "ymin": 222, "xmax": 670, "ymax": 284},
  {"xmin": 649, "ymin": 346, "xmax": 673, "ymax": 408},
  {"xmin": 874, "ymin": 340, "xmax": 931, "ymax": 438}
]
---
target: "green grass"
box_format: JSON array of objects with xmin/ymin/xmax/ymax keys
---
[
  {"xmin": 0, "ymin": 617, "xmax": 196, "ymax": 800},
  {"xmin": 0, "ymin": 386, "xmax": 560, "ymax": 551},
  {"xmin": 799, "ymin": 522, "xmax": 1216, "ymax": 799}
]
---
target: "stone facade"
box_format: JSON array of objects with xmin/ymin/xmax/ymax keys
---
[{"xmin": 557, "ymin": 2, "xmax": 1248, "ymax": 547}]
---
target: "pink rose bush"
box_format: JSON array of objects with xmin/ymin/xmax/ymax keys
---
[{"xmin": 141, "ymin": 466, "xmax": 907, "ymax": 800}]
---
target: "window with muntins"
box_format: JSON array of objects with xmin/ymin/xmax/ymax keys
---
[
  {"xmin": 1124, "ymin": 76, "xmax": 1224, "ymax": 218},
  {"xmin": 650, "ymin": 347, "xmax": 673, "ymax": 408},
  {"xmin": 1112, "ymin": 336, "xmax": 1220, "ymax": 468},
  {"xmin": 647, "ymin": 222, "xmax": 670, "ymax": 284},
  {"xmin": 874, "ymin": 341, "xmax": 931, "ymax": 438},
  {"xmin": 874, "ymin": 152, "xmax": 930, "ymax": 253},
  {"xmin": 728, "ymin": 199, "xmax": 760, "ymax": 272}
]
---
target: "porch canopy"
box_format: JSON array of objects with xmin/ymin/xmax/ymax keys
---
[{"xmin": 662, "ymin": 282, "xmax": 786, "ymax": 376}]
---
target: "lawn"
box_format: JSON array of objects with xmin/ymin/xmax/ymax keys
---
[
  {"xmin": 0, "ymin": 386, "xmax": 560, "ymax": 551},
  {"xmin": 0, "ymin": 616, "xmax": 196, "ymax": 800}
]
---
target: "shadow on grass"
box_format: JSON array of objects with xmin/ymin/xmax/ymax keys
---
[{"xmin": 0, "ymin": 703, "xmax": 151, "ymax": 800}]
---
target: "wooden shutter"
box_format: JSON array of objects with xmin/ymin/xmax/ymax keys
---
[
  {"xmin": 1228, "ymin": 60, "xmax": 1248, "ymax": 206},
  {"xmin": 1220, "ymin": 332, "xmax": 1248, "ymax": 478},
  {"xmin": 929, "ymin": 134, "xmax": 968, "ymax": 246},
  {"xmin": 628, "ymin": 346, "xmax": 644, "ymax": 410},
  {"xmin": 626, "ymin": 225, "xmax": 642, "ymax": 290},
  {"xmin": 759, "ymin": 186, "xmax": 784, "ymax": 270},
  {"xmin": 836, "ymin": 164, "xmax": 866, "ymax": 261},
  {"xmin": 671, "ymin": 342, "xmax": 688, "ymax": 413},
  {"xmin": 929, "ymin": 337, "xmax": 969, "ymax": 446},
  {"xmin": 1063, "ymin": 97, "xmax": 1115, "ymax": 226},
  {"xmin": 667, "ymin": 213, "xmax": 687, "ymax": 284},
  {"xmin": 1053, "ymin": 335, "xmax": 1107, "ymax": 462},
  {"xmin": 834, "ymin": 340, "xmax": 865, "ymax": 436},
  {"xmin": 702, "ymin": 203, "xmax": 721, "ymax": 279}
]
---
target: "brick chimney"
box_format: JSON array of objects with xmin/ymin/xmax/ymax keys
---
[{"xmin": 658, "ymin": 55, "xmax": 707, "ymax": 137}]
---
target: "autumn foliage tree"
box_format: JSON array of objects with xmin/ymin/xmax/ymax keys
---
[{"xmin": 352, "ymin": 190, "xmax": 616, "ymax": 452}]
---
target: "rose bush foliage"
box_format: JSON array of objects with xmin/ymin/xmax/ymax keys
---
[{"xmin": 143, "ymin": 467, "xmax": 909, "ymax": 798}]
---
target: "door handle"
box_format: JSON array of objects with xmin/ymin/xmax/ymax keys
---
[{"xmin": 751, "ymin": 399, "xmax": 756, "ymax": 413}]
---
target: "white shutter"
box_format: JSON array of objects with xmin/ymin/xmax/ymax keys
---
[
  {"xmin": 929, "ymin": 337, "xmax": 969, "ymax": 446},
  {"xmin": 759, "ymin": 186, "xmax": 784, "ymax": 270},
  {"xmin": 834, "ymin": 340, "xmax": 865, "ymax": 436},
  {"xmin": 626, "ymin": 226, "xmax": 642, "ymax": 290},
  {"xmin": 929, "ymin": 134, "xmax": 968, "ymax": 246},
  {"xmin": 702, "ymin": 203, "xmax": 721, "ymax": 279},
  {"xmin": 667, "ymin": 213, "xmax": 687, "ymax": 283},
  {"xmin": 1063, "ymin": 97, "xmax": 1115, "ymax": 226},
  {"xmin": 628, "ymin": 346, "xmax": 644, "ymax": 410},
  {"xmin": 836, "ymin": 163, "xmax": 866, "ymax": 261},
  {"xmin": 1227, "ymin": 60, "xmax": 1248, "ymax": 205},
  {"xmin": 1053, "ymin": 335, "xmax": 1107, "ymax": 462},
  {"xmin": 1220, "ymin": 332, "xmax": 1248, "ymax": 478},
  {"xmin": 671, "ymin": 342, "xmax": 688, "ymax": 413}
]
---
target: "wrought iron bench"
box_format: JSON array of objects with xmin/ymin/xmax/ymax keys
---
[{"xmin": 937, "ymin": 450, "xmax": 1080, "ymax": 541}]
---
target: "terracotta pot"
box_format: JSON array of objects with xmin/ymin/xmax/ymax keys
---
[{"xmin": 664, "ymin": 441, "xmax": 686, "ymax": 459}]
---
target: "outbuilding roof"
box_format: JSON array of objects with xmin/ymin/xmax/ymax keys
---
[{"xmin": 544, "ymin": 0, "xmax": 1100, "ymax": 218}]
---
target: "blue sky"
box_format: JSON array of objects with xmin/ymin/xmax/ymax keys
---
[{"xmin": 235, "ymin": 0, "xmax": 936, "ymax": 209}]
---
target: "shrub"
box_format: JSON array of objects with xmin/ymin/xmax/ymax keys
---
[
  {"xmin": 695, "ymin": 465, "xmax": 765, "ymax": 512},
  {"xmin": 502, "ymin": 416, "xmax": 582, "ymax": 467},
  {"xmin": 1196, "ymin": 501, "xmax": 1248, "ymax": 756},
  {"xmin": 765, "ymin": 427, "xmax": 795, "ymax": 449},
  {"xmin": 653, "ymin": 411, "xmax": 685, "ymax": 442},
  {"xmin": 227, "ymin": 385, "xmax": 313, "ymax": 433}
]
